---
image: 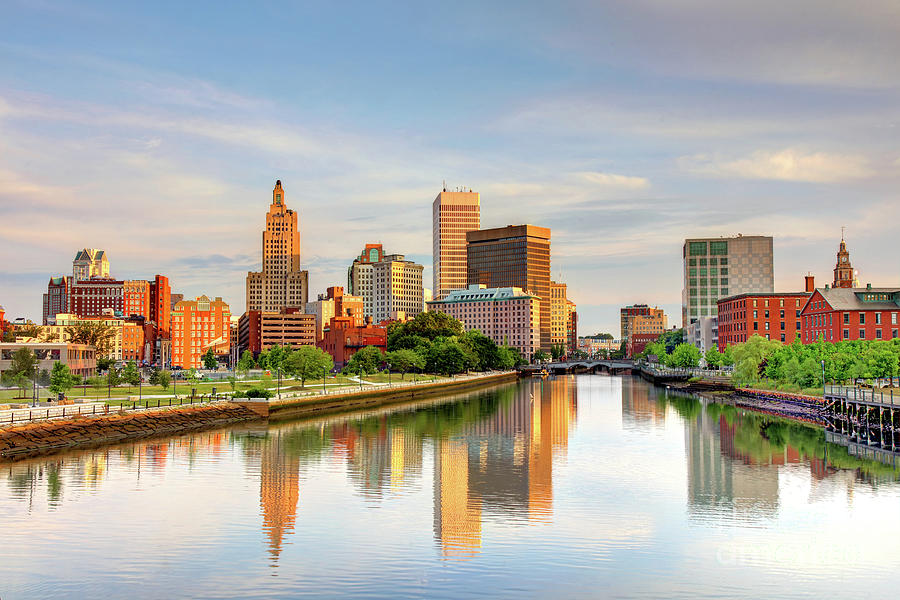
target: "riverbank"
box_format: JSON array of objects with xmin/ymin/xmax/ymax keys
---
[{"xmin": 0, "ymin": 371, "xmax": 519, "ymax": 461}]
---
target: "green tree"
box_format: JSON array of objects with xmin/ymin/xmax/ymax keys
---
[
  {"xmin": 497, "ymin": 346, "xmax": 524, "ymax": 370},
  {"xmin": 151, "ymin": 370, "xmax": 171, "ymax": 390},
  {"xmin": 1, "ymin": 371, "xmax": 30, "ymax": 398},
  {"xmin": 658, "ymin": 329, "xmax": 685, "ymax": 354},
  {"xmin": 731, "ymin": 335, "xmax": 782, "ymax": 386},
  {"xmin": 386, "ymin": 312, "xmax": 465, "ymax": 351},
  {"xmin": 106, "ymin": 367, "xmax": 121, "ymax": 389},
  {"xmin": 120, "ymin": 361, "xmax": 141, "ymax": 387},
  {"xmin": 226, "ymin": 375, "xmax": 237, "ymax": 392},
  {"xmin": 237, "ymin": 350, "xmax": 256, "ymax": 376},
  {"xmin": 202, "ymin": 348, "xmax": 218, "ymax": 370},
  {"xmin": 284, "ymin": 346, "xmax": 334, "ymax": 387},
  {"xmin": 532, "ymin": 349, "xmax": 550, "ymax": 363},
  {"xmin": 96, "ymin": 356, "xmax": 115, "ymax": 373},
  {"xmin": 550, "ymin": 343, "xmax": 565, "ymax": 361},
  {"xmin": 48, "ymin": 362, "xmax": 75, "ymax": 396},
  {"xmin": 704, "ymin": 347, "xmax": 723, "ymax": 369},
  {"xmin": 670, "ymin": 343, "xmax": 701, "ymax": 368},
  {"xmin": 256, "ymin": 349, "xmax": 270, "ymax": 371},
  {"xmin": 8, "ymin": 347, "xmax": 37, "ymax": 379},
  {"xmin": 426, "ymin": 339, "xmax": 468, "ymax": 375},
  {"xmin": 459, "ymin": 330, "xmax": 500, "ymax": 371},
  {"xmin": 384, "ymin": 349, "xmax": 425, "ymax": 379},
  {"xmin": 344, "ymin": 345, "xmax": 383, "ymax": 375},
  {"xmin": 64, "ymin": 321, "xmax": 118, "ymax": 356}
]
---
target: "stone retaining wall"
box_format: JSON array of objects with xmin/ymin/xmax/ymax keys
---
[
  {"xmin": 0, "ymin": 403, "xmax": 258, "ymax": 461},
  {"xmin": 268, "ymin": 372, "xmax": 519, "ymax": 421}
]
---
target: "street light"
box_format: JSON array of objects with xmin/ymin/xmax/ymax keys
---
[
  {"xmin": 323, "ymin": 366, "xmax": 327, "ymax": 395},
  {"xmin": 387, "ymin": 363, "xmax": 391, "ymax": 387},
  {"xmin": 821, "ymin": 359, "xmax": 826, "ymax": 396}
]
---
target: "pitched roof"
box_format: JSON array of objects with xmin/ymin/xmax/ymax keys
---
[{"xmin": 810, "ymin": 287, "xmax": 900, "ymax": 312}]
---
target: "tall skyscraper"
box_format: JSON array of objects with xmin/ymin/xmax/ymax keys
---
[
  {"xmin": 466, "ymin": 225, "xmax": 552, "ymax": 352},
  {"xmin": 432, "ymin": 187, "xmax": 480, "ymax": 299},
  {"xmin": 72, "ymin": 248, "xmax": 109, "ymax": 281},
  {"xmin": 246, "ymin": 180, "xmax": 309, "ymax": 312},
  {"xmin": 682, "ymin": 235, "xmax": 773, "ymax": 327}
]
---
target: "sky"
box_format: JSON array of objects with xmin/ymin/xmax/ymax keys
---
[{"xmin": 1, "ymin": 0, "xmax": 899, "ymax": 336}]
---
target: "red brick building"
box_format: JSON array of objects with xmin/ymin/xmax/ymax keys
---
[
  {"xmin": 318, "ymin": 316, "xmax": 387, "ymax": 368},
  {"xmin": 717, "ymin": 284, "xmax": 812, "ymax": 351},
  {"xmin": 150, "ymin": 275, "xmax": 172, "ymax": 338},
  {"xmin": 69, "ymin": 278, "xmax": 124, "ymax": 318},
  {"xmin": 42, "ymin": 276, "xmax": 71, "ymax": 324},
  {"xmin": 800, "ymin": 285, "xmax": 900, "ymax": 343},
  {"xmin": 627, "ymin": 333, "xmax": 659, "ymax": 358}
]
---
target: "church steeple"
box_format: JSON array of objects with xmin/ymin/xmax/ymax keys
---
[{"xmin": 833, "ymin": 231, "xmax": 853, "ymax": 289}]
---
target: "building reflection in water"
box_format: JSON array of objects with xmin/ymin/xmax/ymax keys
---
[
  {"xmin": 433, "ymin": 376, "xmax": 577, "ymax": 558},
  {"xmin": 621, "ymin": 377, "xmax": 667, "ymax": 432},
  {"xmin": 258, "ymin": 429, "xmax": 301, "ymax": 564}
]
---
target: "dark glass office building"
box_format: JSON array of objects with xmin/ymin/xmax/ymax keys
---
[{"xmin": 466, "ymin": 225, "xmax": 552, "ymax": 353}]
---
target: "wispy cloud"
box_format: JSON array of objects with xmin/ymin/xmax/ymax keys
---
[{"xmin": 679, "ymin": 149, "xmax": 873, "ymax": 183}]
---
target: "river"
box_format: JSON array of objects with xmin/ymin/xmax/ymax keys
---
[{"xmin": 2, "ymin": 375, "xmax": 900, "ymax": 599}]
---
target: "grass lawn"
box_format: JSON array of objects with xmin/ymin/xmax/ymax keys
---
[{"xmin": 357, "ymin": 372, "xmax": 447, "ymax": 384}]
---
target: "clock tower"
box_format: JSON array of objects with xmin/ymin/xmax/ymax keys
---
[{"xmin": 833, "ymin": 234, "xmax": 853, "ymax": 289}]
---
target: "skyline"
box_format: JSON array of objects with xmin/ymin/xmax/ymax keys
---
[{"xmin": 2, "ymin": 1, "xmax": 900, "ymax": 334}]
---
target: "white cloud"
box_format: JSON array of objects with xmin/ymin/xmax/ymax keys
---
[
  {"xmin": 679, "ymin": 149, "xmax": 873, "ymax": 183},
  {"xmin": 573, "ymin": 171, "xmax": 650, "ymax": 189}
]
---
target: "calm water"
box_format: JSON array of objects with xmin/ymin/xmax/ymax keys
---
[{"xmin": 3, "ymin": 375, "xmax": 900, "ymax": 599}]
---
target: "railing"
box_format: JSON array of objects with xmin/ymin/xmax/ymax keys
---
[
  {"xmin": 2, "ymin": 395, "xmax": 231, "ymax": 426},
  {"xmin": 640, "ymin": 363, "xmax": 732, "ymax": 379},
  {"xmin": 1, "ymin": 371, "xmax": 517, "ymax": 426},
  {"xmin": 825, "ymin": 384, "xmax": 900, "ymax": 406}
]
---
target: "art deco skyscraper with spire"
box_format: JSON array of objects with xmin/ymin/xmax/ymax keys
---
[{"xmin": 246, "ymin": 180, "xmax": 309, "ymax": 311}]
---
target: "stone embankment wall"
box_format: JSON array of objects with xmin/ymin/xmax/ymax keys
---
[
  {"xmin": 267, "ymin": 372, "xmax": 519, "ymax": 421},
  {"xmin": 0, "ymin": 403, "xmax": 258, "ymax": 461},
  {"xmin": 0, "ymin": 372, "xmax": 521, "ymax": 461}
]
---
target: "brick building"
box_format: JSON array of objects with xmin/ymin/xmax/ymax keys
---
[
  {"xmin": 716, "ymin": 278, "xmax": 813, "ymax": 351},
  {"xmin": 627, "ymin": 333, "xmax": 661, "ymax": 359},
  {"xmin": 304, "ymin": 286, "xmax": 365, "ymax": 341},
  {"xmin": 171, "ymin": 296, "xmax": 231, "ymax": 369},
  {"xmin": 620, "ymin": 304, "xmax": 667, "ymax": 341},
  {"xmin": 800, "ymin": 284, "xmax": 900, "ymax": 344},
  {"xmin": 0, "ymin": 342, "xmax": 97, "ymax": 379},
  {"xmin": 318, "ymin": 317, "xmax": 387, "ymax": 369},
  {"xmin": 42, "ymin": 276, "xmax": 71, "ymax": 325}
]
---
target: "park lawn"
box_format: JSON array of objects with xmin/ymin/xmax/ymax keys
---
[{"xmin": 358, "ymin": 372, "xmax": 448, "ymax": 384}]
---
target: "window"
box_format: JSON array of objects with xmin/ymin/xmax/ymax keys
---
[
  {"xmin": 893, "ymin": 313, "xmax": 898, "ymax": 325},
  {"xmin": 689, "ymin": 259, "xmax": 697, "ymax": 266},
  {"xmin": 781, "ymin": 334, "xmax": 786, "ymax": 342},
  {"xmin": 689, "ymin": 242, "xmax": 707, "ymax": 256},
  {"xmin": 860, "ymin": 313, "xmax": 866, "ymax": 325},
  {"xmin": 876, "ymin": 312, "xmax": 882, "ymax": 325},
  {"xmin": 860, "ymin": 329, "xmax": 866, "ymax": 339},
  {"xmin": 765, "ymin": 310, "xmax": 770, "ymax": 318},
  {"xmin": 843, "ymin": 329, "xmax": 849, "ymax": 340},
  {"xmin": 710, "ymin": 241, "xmax": 728, "ymax": 255},
  {"xmin": 754, "ymin": 322, "xmax": 759, "ymax": 331},
  {"xmin": 876, "ymin": 329, "xmax": 882, "ymax": 339},
  {"xmin": 780, "ymin": 309, "xmax": 785, "ymax": 318},
  {"xmin": 844, "ymin": 312, "xmax": 849, "ymax": 324}
]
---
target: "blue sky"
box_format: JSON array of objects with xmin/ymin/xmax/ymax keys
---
[{"xmin": 1, "ymin": 0, "xmax": 899, "ymax": 335}]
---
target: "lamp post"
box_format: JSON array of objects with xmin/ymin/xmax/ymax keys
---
[
  {"xmin": 821, "ymin": 359, "xmax": 826, "ymax": 396},
  {"xmin": 323, "ymin": 366, "xmax": 327, "ymax": 395},
  {"xmin": 387, "ymin": 363, "xmax": 391, "ymax": 387}
]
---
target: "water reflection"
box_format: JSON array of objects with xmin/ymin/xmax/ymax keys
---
[{"xmin": 4, "ymin": 376, "xmax": 900, "ymax": 599}]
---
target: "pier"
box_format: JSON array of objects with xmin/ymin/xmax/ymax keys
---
[{"xmin": 824, "ymin": 386, "xmax": 900, "ymax": 453}]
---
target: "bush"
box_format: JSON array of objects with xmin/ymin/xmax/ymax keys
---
[{"xmin": 244, "ymin": 387, "xmax": 273, "ymax": 399}]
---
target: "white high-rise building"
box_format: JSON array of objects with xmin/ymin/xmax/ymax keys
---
[{"xmin": 349, "ymin": 244, "xmax": 424, "ymax": 322}]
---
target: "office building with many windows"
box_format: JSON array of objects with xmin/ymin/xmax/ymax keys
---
[
  {"xmin": 682, "ymin": 235, "xmax": 773, "ymax": 329},
  {"xmin": 432, "ymin": 187, "xmax": 480, "ymax": 299}
]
